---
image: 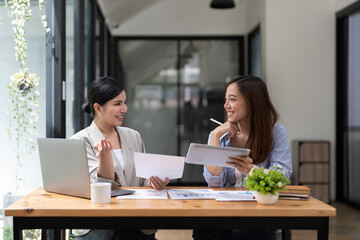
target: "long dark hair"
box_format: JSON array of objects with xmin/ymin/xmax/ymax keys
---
[
  {"xmin": 227, "ymin": 75, "xmax": 278, "ymax": 164},
  {"xmin": 81, "ymin": 77, "xmax": 125, "ymax": 118}
]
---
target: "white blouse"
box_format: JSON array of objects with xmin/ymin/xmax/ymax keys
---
[{"xmin": 113, "ymin": 149, "xmax": 124, "ymax": 172}]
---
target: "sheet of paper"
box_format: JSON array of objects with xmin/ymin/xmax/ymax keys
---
[
  {"xmin": 134, "ymin": 152, "xmax": 185, "ymax": 180},
  {"xmin": 116, "ymin": 189, "xmax": 168, "ymax": 199},
  {"xmin": 167, "ymin": 189, "xmax": 215, "ymax": 200},
  {"xmin": 214, "ymin": 191, "xmax": 256, "ymax": 201}
]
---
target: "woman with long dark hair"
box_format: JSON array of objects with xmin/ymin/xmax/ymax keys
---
[{"xmin": 193, "ymin": 75, "xmax": 292, "ymax": 240}]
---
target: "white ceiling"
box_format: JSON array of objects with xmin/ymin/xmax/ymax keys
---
[
  {"xmin": 97, "ymin": 0, "xmax": 161, "ymax": 31},
  {"xmin": 96, "ymin": 0, "xmax": 246, "ymax": 36}
]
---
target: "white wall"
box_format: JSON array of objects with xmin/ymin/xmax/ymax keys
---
[
  {"xmin": 264, "ymin": 0, "xmax": 336, "ymax": 200},
  {"xmin": 245, "ymin": 0, "xmax": 265, "ymax": 32},
  {"xmin": 112, "ymin": 0, "xmax": 247, "ymax": 35}
]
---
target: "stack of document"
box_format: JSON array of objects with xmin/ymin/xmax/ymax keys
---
[
  {"xmin": 116, "ymin": 189, "xmax": 256, "ymax": 201},
  {"xmin": 167, "ymin": 189, "xmax": 215, "ymax": 200},
  {"xmin": 213, "ymin": 191, "xmax": 256, "ymax": 201},
  {"xmin": 167, "ymin": 189, "xmax": 255, "ymax": 201},
  {"xmin": 116, "ymin": 189, "xmax": 168, "ymax": 199},
  {"xmin": 279, "ymin": 185, "xmax": 311, "ymax": 200}
]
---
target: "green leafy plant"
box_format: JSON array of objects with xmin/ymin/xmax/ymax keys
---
[
  {"xmin": 2, "ymin": 226, "xmax": 42, "ymax": 240},
  {"xmin": 23, "ymin": 229, "xmax": 41, "ymax": 239},
  {"xmin": 2, "ymin": 226, "xmax": 12, "ymax": 240},
  {"xmin": 4, "ymin": 0, "xmax": 49, "ymax": 189},
  {"xmin": 244, "ymin": 165, "xmax": 290, "ymax": 195}
]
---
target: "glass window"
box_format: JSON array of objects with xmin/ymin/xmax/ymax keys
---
[
  {"xmin": 120, "ymin": 40, "xmax": 179, "ymax": 156},
  {"xmin": 119, "ymin": 39, "xmax": 240, "ymax": 185},
  {"xmin": 66, "ymin": 1, "xmax": 76, "ymax": 137},
  {"xmin": 0, "ymin": 5, "xmax": 46, "ymax": 210},
  {"xmin": 249, "ymin": 27, "xmax": 261, "ymax": 77}
]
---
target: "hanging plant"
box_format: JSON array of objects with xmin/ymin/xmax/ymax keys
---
[{"xmin": 4, "ymin": 0, "xmax": 49, "ymax": 189}]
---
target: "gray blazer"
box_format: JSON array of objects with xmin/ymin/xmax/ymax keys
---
[
  {"xmin": 70, "ymin": 122, "xmax": 153, "ymax": 236},
  {"xmin": 70, "ymin": 121, "xmax": 147, "ymax": 188}
]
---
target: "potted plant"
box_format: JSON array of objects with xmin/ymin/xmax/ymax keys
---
[
  {"xmin": 244, "ymin": 165, "xmax": 290, "ymax": 205},
  {"xmin": 5, "ymin": 0, "xmax": 49, "ymax": 190}
]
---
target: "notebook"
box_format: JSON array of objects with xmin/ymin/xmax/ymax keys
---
[{"xmin": 37, "ymin": 138, "xmax": 133, "ymax": 199}]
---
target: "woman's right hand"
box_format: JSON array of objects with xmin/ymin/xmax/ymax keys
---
[
  {"xmin": 212, "ymin": 121, "xmax": 239, "ymax": 139},
  {"xmin": 93, "ymin": 139, "xmax": 113, "ymax": 158},
  {"xmin": 94, "ymin": 139, "xmax": 115, "ymax": 180},
  {"xmin": 210, "ymin": 121, "xmax": 239, "ymax": 147}
]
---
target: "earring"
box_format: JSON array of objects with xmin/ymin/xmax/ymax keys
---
[{"xmin": 98, "ymin": 112, "xmax": 102, "ymax": 117}]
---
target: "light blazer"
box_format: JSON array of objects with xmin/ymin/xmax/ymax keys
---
[
  {"xmin": 70, "ymin": 121, "xmax": 147, "ymax": 188},
  {"xmin": 70, "ymin": 122, "xmax": 154, "ymax": 237}
]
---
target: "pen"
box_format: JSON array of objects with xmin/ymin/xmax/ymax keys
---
[{"xmin": 210, "ymin": 118, "xmax": 223, "ymax": 125}]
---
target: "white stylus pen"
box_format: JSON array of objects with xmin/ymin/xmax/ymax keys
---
[
  {"xmin": 210, "ymin": 118, "xmax": 223, "ymax": 125},
  {"xmin": 210, "ymin": 118, "xmax": 228, "ymax": 139}
]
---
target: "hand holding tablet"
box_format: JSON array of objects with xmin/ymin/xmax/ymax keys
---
[{"xmin": 185, "ymin": 143, "xmax": 250, "ymax": 168}]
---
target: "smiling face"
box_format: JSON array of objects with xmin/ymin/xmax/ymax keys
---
[
  {"xmin": 224, "ymin": 82, "xmax": 249, "ymax": 123},
  {"xmin": 95, "ymin": 90, "xmax": 128, "ymax": 127}
]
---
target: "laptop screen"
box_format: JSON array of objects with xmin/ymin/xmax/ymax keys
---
[{"xmin": 37, "ymin": 138, "xmax": 91, "ymax": 198}]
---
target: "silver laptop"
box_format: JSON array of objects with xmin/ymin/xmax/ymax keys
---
[{"xmin": 37, "ymin": 138, "xmax": 133, "ymax": 199}]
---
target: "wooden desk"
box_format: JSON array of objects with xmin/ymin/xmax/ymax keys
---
[{"xmin": 5, "ymin": 187, "xmax": 336, "ymax": 240}]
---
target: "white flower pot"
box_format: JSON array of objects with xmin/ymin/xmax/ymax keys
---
[{"xmin": 254, "ymin": 191, "xmax": 279, "ymax": 205}]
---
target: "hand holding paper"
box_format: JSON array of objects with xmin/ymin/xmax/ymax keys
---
[
  {"xmin": 148, "ymin": 176, "xmax": 170, "ymax": 190},
  {"xmin": 134, "ymin": 152, "xmax": 185, "ymax": 180}
]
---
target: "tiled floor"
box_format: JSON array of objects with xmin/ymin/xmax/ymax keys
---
[{"xmin": 155, "ymin": 202, "xmax": 360, "ymax": 240}]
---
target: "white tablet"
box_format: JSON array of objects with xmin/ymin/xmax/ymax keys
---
[{"xmin": 185, "ymin": 143, "xmax": 250, "ymax": 168}]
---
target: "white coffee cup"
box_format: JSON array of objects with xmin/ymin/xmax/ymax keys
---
[{"xmin": 91, "ymin": 182, "xmax": 111, "ymax": 204}]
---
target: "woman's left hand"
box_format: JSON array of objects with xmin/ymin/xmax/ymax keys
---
[
  {"xmin": 148, "ymin": 176, "xmax": 170, "ymax": 190},
  {"xmin": 226, "ymin": 155, "xmax": 255, "ymax": 174}
]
